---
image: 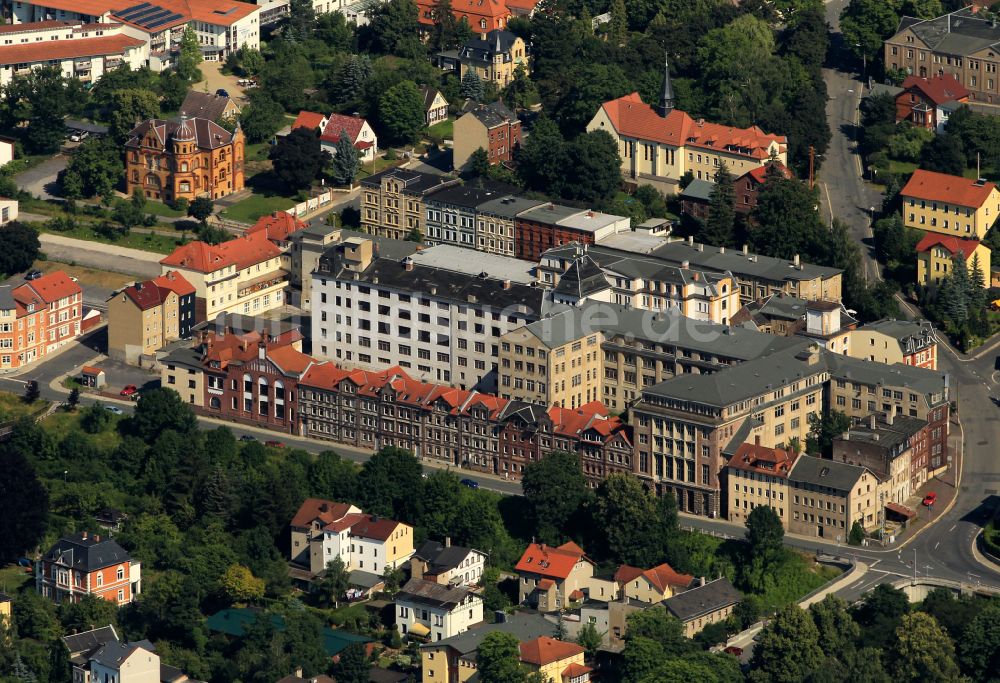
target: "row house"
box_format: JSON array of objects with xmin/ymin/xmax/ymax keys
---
[
  {"xmin": 361, "ymin": 168, "xmax": 458, "ymax": 241},
  {"xmin": 588, "ymin": 61, "xmax": 787, "ymax": 194},
  {"xmin": 848, "ymin": 318, "xmax": 938, "ymax": 370},
  {"xmin": 106, "ymin": 270, "xmax": 195, "ymax": 364},
  {"xmin": 725, "ymin": 438, "xmax": 798, "ymax": 528},
  {"xmin": 453, "ymin": 100, "xmax": 522, "ymax": 171},
  {"xmin": 159, "ymin": 229, "xmax": 287, "ymax": 322},
  {"xmin": 0, "ymin": 270, "xmax": 83, "ymax": 370},
  {"xmin": 539, "ymin": 238, "xmax": 843, "ymax": 307},
  {"xmin": 732, "ymin": 293, "xmax": 859, "ymax": 356},
  {"xmin": 424, "ymin": 181, "xmax": 516, "ymax": 250},
  {"xmin": 411, "ymin": 539, "xmax": 486, "ymax": 587},
  {"xmin": 474, "ymin": 195, "xmax": 544, "ymax": 257},
  {"xmin": 37, "ymin": 531, "xmax": 141, "ymax": 605},
  {"xmin": 515, "ymin": 204, "xmax": 630, "ymax": 262}
]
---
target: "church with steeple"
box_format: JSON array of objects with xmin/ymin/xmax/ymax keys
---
[
  {"xmin": 124, "ymin": 114, "xmax": 245, "ymax": 203},
  {"xmin": 587, "ymin": 53, "xmax": 788, "ymax": 195}
]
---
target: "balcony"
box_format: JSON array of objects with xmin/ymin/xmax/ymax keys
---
[{"xmin": 238, "ymin": 271, "xmax": 287, "ymax": 298}]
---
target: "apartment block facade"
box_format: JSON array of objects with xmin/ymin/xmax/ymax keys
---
[
  {"xmin": 0, "ymin": 271, "xmax": 83, "ymax": 370},
  {"xmin": 107, "ymin": 270, "xmax": 195, "ymax": 363},
  {"xmin": 360, "ymin": 168, "xmax": 458, "ymax": 240}
]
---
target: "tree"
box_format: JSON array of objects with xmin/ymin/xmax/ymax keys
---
[
  {"xmin": 269, "ymin": 127, "xmax": 328, "ymax": 191},
  {"xmin": 848, "ymin": 520, "xmax": 865, "ymax": 545},
  {"xmin": 315, "ymin": 13, "xmax": 353, "ymax": 52},
  {"xmin": 516, "ymin": 116, "xmax": 569, "ymax": 196},
  {"xmin": 11, "ymin": 652, "xmax": 38, "ymax": 683},
  {"xmin": 623, "ymin": 637, "xmax": 666, "ymax": 683},
  {"xmin": 809, "ymin": 595, "xmax": 859, "ymax": 665},
  {"xmin": 176, "ymin": 27, "xmax": 203, "ymax": 82},
  {"xmin": 67, "ymin": 387, "xmax": 80, "ymax": 411},
  {"xmin": 108, "ymin": 89, "xmax": 159, "ymax": 143},
  {"xmin": 188, "ymin": 196, "xmax": 214, "ymax": 225},
  {"xmin": 562, "ymin": 130, "xmax": 622, "ymax": 204},
  {"xmin": 889, "ymin": 612, "xmax": 962, "ymax": 683},
  {"xmin": 219, "ymin": 564, "xmax": 265, "ymax": 604},
  {"xmin": 853, "ymin": 583, "xmax": 909, "ymax": 650},
  {"xmin": 466, "ymin": 147, "xmax": 491, "ymax": 177},
  {"xmin": 920, "ymin": 134, "xmax": 966, "ymax": 176},
  {"xmin": 606, "ymin": 0, "xmax": 627, "ymax": 44},
  {"xmin": 594, "ymin": 473, "xmax": 665, "ymax": 566},
  {"xmin": 460, "ymin": 69, "xmax": 485, "ymax": 102},
  {"xmin": 130, "ymin": 387, "xmax": 198, "ymax": 441},
  {"xmin": 357, "ymin": 446, "xmax": 423, "ymax": 520},
  {"xmin": 957, "ymin": 602, "xmax": 1000, "ymax": 681},
  {"xmin": 477, "ymin": 631, "xmax": 535, "ymax": 683},
  {"xmin": 625, "ymin": 607, "xmax": 690, "ymax": 658},
  {"xmin": 362, "ymin": 0, "xmax": 421, "ymax": 56},
  {"xmin": 332, "ymin": 642, "xmax": 369, "ymax": 683},
  {"xmin": 316, "ymin": 556, "xmax": 350, "ymax": 608},
  {"xmin": 502, "ymin": 64, "xmax": 538, "ymax": 111},
  {"xmin": 112, "ymin": 194, "xmax": 146, "ymax": 235},
  {"xmin": 3, "ymin": 67, "xmax": 86, "ymax": 153},
  {"xmin": 57, "ymin": 593, "xmax": 119, "ymax": 633},
  {"xmin": 60, "ymin": 137, "xmax": 122, "ymax": 199},
  {"xmin": 329, "ymin": 130, "xmax": 361, "ymax": 186},
  {"xmin": 285, "ymin": 0, "xmax": 317, "ymax": 42},
  {"xmin": 746, "ymin": 504, "xmax": 784, "ymax": 564},
  {"xmin": 749, "ymin": 604, "xmax": 824, "ymax": 683},
  {"xmin": 806, "ymin": 410, "xmax": 851, "ymax": 457},
  {"xmin": 521, "ymin": 451, "xmax": 590, "ymax": 543},
  {"xmin": 430, "ymin": 0, "xmax": 465, "ymax": 51},
  {"xmin": 239, "ymin": 94, "xmax": 285, "ymax": 144},
  {"xmin": 750, "ymin": 174, "xmax": 824, "ymax": 260},
  {"xmin": 258, "ymin": 46, "xmax": 313, "ymax": 112},
  {"xmin": 309, "ymin": 450, "xmax": 358, "ymax": 501},
  {"xmin": 840, "ymin": 0, "xmax": 900, "ymax": 66},
  {"xmin": 702, "ymin": 162, "xmax": 736, "ymax": 247},
  {"xmin": 378, "ymin": 80, "xmax": 426, "ymax": 144},
  {"xmin": 335, "ymin": 55, "xmax": 373, "ymax": 109},
  {"xmin": 23, "ymin": 379, "xmax": 40, "ymax": 404},
  {"xmin": 0, "ymin": 445, "xmax": 48, "ymax": 563},
  {"xmin": 575, "ymin": 621, "xmax": 603, "ymax": 660}
]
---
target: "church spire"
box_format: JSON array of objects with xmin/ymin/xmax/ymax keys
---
[{"xmin": 656, "ymin": 51, "xmax": 675, "ymax": 118}]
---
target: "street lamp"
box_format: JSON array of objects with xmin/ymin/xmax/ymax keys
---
[{"xmin": 855, "ymin": 43, "xmax": 867, "ymax": 75}]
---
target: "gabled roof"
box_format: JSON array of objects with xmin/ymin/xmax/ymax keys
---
[
  {"xmin": 351, "ymin": 515, "xmax": 406, "ymax": 541},
  {"xmin": 614, "ymin": 563, "xmax": 693, "ymax": 593},
  {"xmin": 18, "ymin": 271, "xmax": 81, "ymax": 304},
  {"xmin": 89, "ymin": 640, "xmax": 156, "ymax": 670},
  {"xmin": 515, "ymin": 541, "xmax": 589, "ymax": 580},
  {"xmin": 915, "ymin": 233, "xmax": 982, "ymax": 259},
  {"xmin": 518, "ymin": 637, "xmax": 584, "ymax": 666},
  {"xmin": 120, "ymin": 280, "xmax": 170, "ymax": 311},
  {"xmin": 414, "ymin": 540, "xmax": 478, "ymax": 574},
  {"xmin": 901, "ymin": 74, "xmax": 970, "ymax": 105},
  {"xmin": 598, "ymin": 92, "xmax": 785, "ymax": 160},
  {"xmin": 320, "ymin": 113, "xmax": 370, "ymax": 146},
  {"xmin": 266, "ymin": 344, "xmax": 313, "ymax": 376},
  {"xmin": 290, "ymin": 498, "xmax": 357, "ymax": 529},
  {"xmin": 62, "ymin": 625, "xmax": 120, "ymax": 657},
  {"xmin": 151, "ymin": 270, "xmax": 195, "ymax": 297},
  {"xmin": 464, "ymin": 101, "xmax": 517, "ymax": 129},
  {"xmin": 0, "ymin": 33, "xmax": 144, "ymax": 67},
  {"xmin": 247, "ymin": 211, "xmax": 308, "ymax": 243},
  {"xmin": 397, "ymin": 578, "xmax": 476, "ymax": 610},
  {"xmin": 663, "ymin": 578, "xmax": 742, "ymax": 621},
  {"xmin": 901, "ymin": 169, "xmax": 996, "ymax": 207},
  {"xmin": 292, "ymin": 110, "xmax": 327, "ymax": 131},
  {"xmin": 181, "ymin": 90, "xmax": 239, "ymax": 121},
  {"xmin": 420, "ymin": 86, "xmax": 446, "ymax": 111},
  {"xmin": 744, "ymin": 161, "xmax": 793, "ymax": 185},
  {"xmin": 43, "ymin": 532, "xmax": 131, "ymax": 572},
  {"xmin": 160, "ymin": 240, "xmax": 232, "ymax": 272}
]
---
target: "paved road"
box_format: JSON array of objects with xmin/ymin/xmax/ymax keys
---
[
  {"xmin": 15, "ymin": 155, "xmax": 68, "ymax": 200},
  {"xmin": 38, "ymin": 234, "xmax": 162, "ymax": 279}
]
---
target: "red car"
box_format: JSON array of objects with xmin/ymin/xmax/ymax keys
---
[
  {"xmin": 922, "ymin": 492, "xmax": 937, "ymax": 507},
  {"xmin": 724, "ymin": 646, "xmax": 743, "ymax": 657},
  {"xmin": 265, "ymin": 440, "xmax": 285, "ymax": 449},
  {"xmin": 120, "ymin": 385, "xmax": 138, "ymax": 397}
]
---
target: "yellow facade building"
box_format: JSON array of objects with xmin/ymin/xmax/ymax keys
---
[
  {"xmin": 916, "ymin": 233, "xmax": 991, "ymax": 288},
  {"xmin": 900, "ymin": 169, "xmax": 1000, "ymax": 238},
  {"xmin": 360, "ymin": 168, "xmax": 457, "ymax": 240},
  {"xmin": 498, "ymin": 322, "xmax": 602, "ymax": 408},
  {"xmin": 519, "ymin": 637, "xmax": 590, "ymax": 683},
  {"xmin": 457, "ymin": 30, "xmax": 528, "ymax": 89}
]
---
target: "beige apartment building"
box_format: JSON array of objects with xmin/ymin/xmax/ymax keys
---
[
  {"xmin": 360, "ymin": 168, "xmax": 458, "ymax": 240},
  {"xmin": 848, "ymin": 319, "xmax": 938, "ymax": 370},
  {"xmin": 475, "ymin": 195, "xmax": 543, "ymax": 256},
  {"xmin": 498, "ymin": 320, "xmax": 602, "ymax": 409},
  {"xmin": 630, "ymin": 343, "xmax": 828, "ymax": 517},
  {"xmin": 725, "ymin": 439, "xmax": 798, "ymax": 527},
  {"xmin": 899, "ymin": 169, "xmax": 1000, "ymax": 238},
  {"xmin": 787, "ymin": 455, "xmax": 882, "ymax": 539}
]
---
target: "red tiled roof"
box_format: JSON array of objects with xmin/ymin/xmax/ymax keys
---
[
  {"xmin": 0, "ymin": 20, "xmax": 73, "ymax": 33},
  {"xmin": 121, "ymin": 281, "xmax": 169, "ymax": 311},
  {"xmin": 19, "ymin": 271, "xmax": 81, "ymax": 304},
  {"xmin": 247, "ymin": 211, "xmax": 307, "ymax": 243},
  {"xmin": 599, "ymin": 92, "xmax": 786, "ymax": 160},
  {"xmin": 292, "ymin": 110, "xmax": 326, "ymax": 131},
  {"xmin": 519, "ymin": 637, "xmax": 584, "ymax": 666},
  {"xmin": 323, "ymin": 512, "xmax": 365, "ymax": 533},
  {"xmin": 0, "ymin": 33, "xmax": 144, "ymax": 67},
  {"xmin": 350, "ymin": 515, "xmax": 404, "ymax": 541},
  {"xmin": 151, "ymin": 270, "xmax": 195, "ymax": 297},
  {"xmin": 561, "ymin": 663, "xmax": 592, "ymax": 681},
  {"xmin": 217, "ymin": 231, "xmax": 282, "ymax": 270},
  {"xmin": 901, "ymin": 169, "xmax": 997, "ymax": 207},
  {"xmin": 515, "ymin": 542, "xmax": 588, "ymax": 580},
  {"xmin": 901, "ymin": 74, "xmax": 970, "ymax": 106},
  {"xmin": 536, "ymin": 578, "xmax": 555, "ymax": 590},
  {"xmin": 505, "ymin": 0, "xmax": 539, "ymax": 10},
  {"xmin": 915, "ymin": 233, "xmax": 982, "ymax": 260},
  {"xmin": 320, "ymin": 114, "xmax": 369, "ymax": 147},
  {"xmin": 415, "ymin": 0, "xmax": 509, "ymax": 25},
  {"xmin": 745, "ymin": 161, "xmax": 793, "ymax": 185},
  {"xmin": 290, "ymin": 498, "xmax": 356, "ymax": 528},
  {"xmin": 81, "ymin": 365, "xmax": 103, "ymax": 375},
  {"xmin": 728, "ymin": 441, "xmax": 798, "ymax": 480},
  {"xmin": 160, "ymin": 241, "xmax": 232, "ymax": 273},
  {"xmin": 614, "ymin": 562, "xmax": 693, "ymax": 593},
  {"xmin": 267, "ymin": 344, "xmax": 313, "ymax": 375}
]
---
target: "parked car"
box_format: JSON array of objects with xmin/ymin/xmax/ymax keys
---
[
  {"xmin": 922, "ymin": 492, "xmax": 937, "ymax": 507},
  {"xmin": 265, "ymin": 440, "xmax": 285, "ymax": 448},
  {"xmin": 104, "ymin": 405, "xmax": 124, "ymax": 415},
  {"xmin": 24, "ymin": 270, "xmax": 42, "ymax": 280},
  {"xmin": 723, "ymin": 646, "xmax": 743, "ymax": 657},
  {"xmin": 69, "ymin": 131, "xmax": 89, "ymax": 142},
  {"xmin": 120, "ymin": 384, "xmax": 138, "ymax": 397},
  {"xmin": 216, "ymin": 88, "xmax": 229, "ymax": 97},
  {"xmin": 460, "ymin": 478, "xmax": 480, "ymax": 489},
  {"xmin": 239, "ymin": 434, "xmax": 256, "ymax": 442}
]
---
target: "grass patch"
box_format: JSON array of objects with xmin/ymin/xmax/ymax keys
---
[
  {"xmin": 0, "ymin": 392, "xmax": 48, "ymax": 423},
  {"xmin": 34, "ymin": 260, "xmax": 134, "ymax": 290},
  {"xmin": 0, "ymin": 563, "xmax": 33, "ymax": 592},
  {"xmin": 142, "ymin": 200, "xmax": 185, "ymax": 218},
  {"xmin": 328, "ymin": 602, "xmax": 369, "ymax": 627},
  {"xmin": 887, "ymin": 159, "xmax": 919, "ymax": 176},
  {"xmin": 33, "ymin": 221, "xmax": 181, "ymax": 255},
  {"xmin": 245, "ymin": 142, "xmax": 271, "ymax": 161},
  {"xmin": 220, "ymin": 194, "xmax": 295, "ymax": 224},
  {"xmin": 356, "ymin": 156, "xmax": 405, "ymax": 180},
  {"xmin": 427, "ymin": 118, "xmax": 453, "ymax": 140}
]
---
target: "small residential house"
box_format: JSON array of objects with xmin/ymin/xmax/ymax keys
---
[
  {"xmin": 292, "ymin": 110, "xmax": 378, "ymax": 162},
  {"xmin": 515, "ymin": 541, "xmax": 616, "ymax": 611},
  {"xmin": 37, "ymin": 531, "xmax": 142, "ymax": 605},
  {"xmin": 915, "ymin": 233, "xmax": 991, "ymax": 288},
  {"xmin": 734, "ymin": 162, "xmax": 793, "ymax": 215},
  {"xmin": 289, "ymin": 498, "xmax": 361, "ymax": 567},
  {"xmin": 410, "ymin": 539, "xmax": 486, "ymax": 587},
  {"xmin": 895, "ymin": 74, "xmax": 969, "ymax": 132},
  {"xmin": 421, "ymin": 86, "xmax": 449, "ymax": 125},
  {"xmin": 89, "ymin": 640, "xmax": 161, "ymax": 683},
  {"xmin": 457, "ymin": 29, "xmax": 528, "ymax": 89},
  {"xmin": 663, "ymin": 578, "xmax": 742, "ymax": 638},
  {"xmin": 613, "ymin": 563, "xmax": 693, "ymax": 604},
  {"xmin": 180, "ymin": 90, "xmax": 241, "ymax": 124},
  {"xmin": 519, "ymin": 637, "xmax": 590, "ymax": 683},
  {"xmin": 395, "ymin": 578, "xmax": 484, "ymax": 642},
  {"xmin": 453, "ymin": 101, "xmax": 521, "ymax": 171}
]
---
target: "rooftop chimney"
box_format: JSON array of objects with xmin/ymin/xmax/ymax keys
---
[
  {"xmin": 754, "ymin": 435, "xmax": 761, "ymax": 447},
  {"xmin": 793, "ymin": 254, "xmax": 801, "ymax": 268},
  {"xmin": 445, "ymin": 536, "xmax": 451, "ymax": 548},
  {"xmin": 687, "ymin": 235, "xmax": 694, "ymax": 246},
  {"xmin": 93, "ymin": 534, "xmax": 100, "ymax": 542},
  {"xmin": 502, "ymin": 279, "xmax": 511, "ymax": 290},
  {"xmin": 81, "ymin": 531, "xmax": 88, "ymax": 540},
  {"xmin": 743, "ymin": 244, "xmax": 749, "ymax": 256}
]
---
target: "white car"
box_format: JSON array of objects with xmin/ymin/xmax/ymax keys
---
[
  {"xmin": 104, "ymin": 405, "xmax": 124, "ymax": 415},
  {"xmin": 69, "ymin": 131, "xmax": 89, "ymax": 142}
]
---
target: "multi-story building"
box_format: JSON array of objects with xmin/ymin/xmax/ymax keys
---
[
  {"xmin": 159, "ymin": 230, "xmax": 286, "ymax": 322},
  {"xmin": 456, "ymin": 29, "xmax": 527, "ymax": 89},
  {"xmin": 663, "ymin": 578, "xmax": 742, "ymax": 638},
  {"xmin": 539, "ymin": 239, "xmax": 843, "ymax": 306},
  {"xmin": 288, "ymin": 498, "xmax": 361, "ymax": 568},
  {"xmin": 474, "ymin": 194, "xmax": 544, "ymax": 256},
  {"xmin": 410, "ymin": 539, "xmax": 486, "ymax": 587},
  {"xmin": 514, "ymin": 541, "xmax": 616, "ymax": 612},
  {"xmin": 453, "ymin": 101, "xmax": 522, "ymax": 171},
  {"xmin": 725, "ymin": 438, "xmax": 798, "ymax": 527},
  {"xmin": 894, "ymin": 74, "xmax": 969, "ymax": 131},
  {"xmin": 395, "ymin": 578, "xmax": 484, "ymax": 642},
  {"xmin": 0, "ymin": 20, "xmax": 145, "ymax": 86},
  {"xmin": 88, "ymin": 641, "xmax": 161, "ymax": 683},
  {"xmin": 515, "ymin": 204, "xmax": 630, "ymax": 262},
  {"xmin": 916, "ymin": 233, "xmax": 992, "ymax": 288},
  {"xmin": 106, "ymin": 270, "xmax": 195, "ymax": 363},
  {"xmin": 900, "ymin": 169, "xmax": 1000, "ymax": 239},
  {"xmin": 310, "ymin": 240, "xmax": 542, "ymax": 389},
  {"xmin": 416, "ymin": 0, "xmax": 510, "ymax": 35},
  {"xmin": 125, "ymin": 115, "xmax": 244, "ymax": 202},
  {"xmin": 787, "ymin": 454, "xmax": 882, "ymax": 538},
  {"xmin": 588, "ymin": 62, "xmax": 786, "ymax": 194},
  {"xmin": 732, "ymin": 293, "xmax": 859, "ymax": 357},
  {"xmin": 0, "ymin": 270, "xmax": 83, "ymax": 370},
  {"xmin": 361, "ymin": 168, "xmax": 458, "ymax": 240},
  {"xmin": 825, "ymin": 352, "xmax": 950, "ymax": 472},
  {"xmin": 883, "ymin": 7, "xmax": 1000, "ymax": 109},
  {"xmin": 848, "ymin": 318, "xmax": 938, "ymax": 369},
  {"xmin": 37, "ymin": 531, "xmax": 141, "ymax": 605},
  {"xmin": 424, "ymin": 182, "xmax": 515, "ymax": 249},
  {"xmin": 630, "ymin": 343, "xmax": 828, "ymax": 517},
  {"xmin": 519, "ymin": 637, "xmax": 590, "ymax": 683},
  {"xmin": 613, "ymin": 562, "xmax": 693, "ymax": 604}
]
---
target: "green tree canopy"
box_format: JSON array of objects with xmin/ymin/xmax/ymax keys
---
[
  {"xmin": 129, "ymin": 387, "xmax": 198, "ymax": 441},
  {"xmin": 0, "ymin": 222, "xmax": 41, "ymax": 277},
  {"xmin": 521, "ymin": 451, "xmax": 590, "ymax": 543},
  {"xmin": 701, "ymin": 162, "xmax": 735, "ymax": 247},
  {"xmin": 60, "ymin": 137, "xmax": 122, "ymax": 199},
  {"xmin": 269, "ymin": 127, "xmax": 328, "ymax": 191},
  {"xmin": 329, "ymin": 130, "xmax": 361, "ymax": 186},
  {"xmin": 889, "ymin": 611, "xmax": 962, "ymax": 683},
  {"xmin": 377, "ymin": 80, "xmax": 426, "ymax": 144},
  {"xmin": 749, "ymin": 604, "xmax": 825, "ymax": 682}
]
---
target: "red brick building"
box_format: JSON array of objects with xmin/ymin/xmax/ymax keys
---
[
  {"xmin": 733, "ymin": 162, "xmax": 793, "ymax": 215},
  {"xmin": 514, "ymin": 204, "xmax": 630, "ymax": 262},
  {"xmin": 37, "ymin": 532, "xmax": 141, "ymax": 605},
  {"xmin": 0, "ymin": 270, "xmax": 83, "ymax": 371},
  {"xmin": 895, "ymin": 74, "xmax": 969, "ymax": 131}
]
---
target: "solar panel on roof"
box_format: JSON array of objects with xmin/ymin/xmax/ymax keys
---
[
  {"xmin": 116, "ymin": 3, "xmax": 159, "ymax": 20},
  {"xmin": 145, "ymin": 12, "xmax": 183, "ymax": 29},
  {"xmin": 116, "ymin": 1, "xmax": 152, "ymax": 16},
  {"xmin": 130, "ymin": 7, "xmax": 170, "ymax": 23}
]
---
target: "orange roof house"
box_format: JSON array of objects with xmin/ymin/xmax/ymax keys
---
[
  {"xmin": 896, "ymin": 74, "xmax": 970, "ymax": 131},
  {"xmin": 415, "ymin": 0, "xmax": 509, "ymax": 31},
  {"xmin": 519, "ymin": 637, "xmax": 590, "ymax": 682},
  {"xmin": 614, "ymin": 562, "xmax": 694, "ymax": 603},
  {"xmin": 899, "ymin": 169, "xmax": 1000, "ymax": 242},
  {"xmin": 247, "ymin": 211, "xmax": 308, "ymax": 246},
  {"xmin": 515, "ymin": 541, "xmax": 611, "ymax": 612},
  {"xmin": 900, "ymin": 169, "xmax": 997, "ymax": 208},
  {"xmin": 916, "ymin": 233, "xmax": 992, "ymax": 287}
]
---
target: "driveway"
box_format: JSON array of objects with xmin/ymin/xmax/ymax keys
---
[
  {"xmin": 193, "ymin": 61, "xmax": 245, "ymax": 102},
  {"xmin": 16, "ymin": 155, "xmax": 68, "ymax": 200}
]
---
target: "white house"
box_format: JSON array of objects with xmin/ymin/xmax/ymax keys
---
[
  {"xmin": 0, "ymin": 198, "xmax": 18, "ymax": 225},
  {"xmin": 410, "ymin": 539, "xmax": 486, "ymax": 587},
  {"xmin": 395, "ymin": 578, "xmax": 484, "ymax": 642},
  {"xmin": 89, "ymin": 641, "xmax": 160, "ymax": 683}
]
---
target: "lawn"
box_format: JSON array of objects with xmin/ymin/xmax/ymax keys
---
[
  {"xmin": 142, "ymin": 199, "xmax": 185, "ymax": 218},
  {"xmin": 0, "ymin": 563, "xmax": 33, "ymax": 592},
  {"xmin": 0, "ymin": 391, "xmax": 48, "ymax": 423},
  {"xmin": 427, "ymin": 118, "xmax": 454, "ymax": 140},
  {"xmin": 220, "ymin": 194, "xmax": 296, "ymax": 224},
  {"xmin": 245, "ymin": 142, "xmax": 272, "ymax": 162},
  {"xmin": 34, "ymin": 260, "xmax": 134, "ymax": 290},
  {"xmin": 356, "ymin": 156, "xmax": 405, "ymax": 180},
  {"xmin": 33, "ymin": 222, "xmax": 181, "ymax": 255}
]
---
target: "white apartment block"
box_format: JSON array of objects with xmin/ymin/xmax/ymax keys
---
[{"xmin": 396, "ymin": 578, "xmax": 484, "ymax": 642}]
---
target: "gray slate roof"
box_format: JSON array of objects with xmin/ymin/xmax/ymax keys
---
[
  {"xmin": 680, "ymin": 179, "xmax": 714, "ymax": 202},
  {"xmin": 553, "ymin": 255, "xmax": 612, "ymax": 300},
  {"xmin": 460, "ymin": 29, "xmax": 519, "ymax": 64},
  {"xmin": 663, "ymin": 578, "xmax": 741, "ymax": 621},
  {"xmin": 789, "ymin": 454, "xmax": 869, "ymax": 492},
  {"xmin": 62, "ymin": 625, "xmax": 119, "ymax": 656},
  {"xmin": 823, "ymin": 352, "xmax": 948, "ymax": 399},
  {"xmin": 897, "ymin": 9, "xmax": 1000, "ymax": 56},
  {"xmin": 476, "ymin": 194, "xmax": 546, "ymax": 219},
  {"xmin": 415, "ymin": 540, "xmax": 477, "ymax": 574},
  {"xmin": 419, "ymin": 612, "xmax": 556, "ymax": 654},
  {"xmin": 360, "ymin": 168, "xmax": 457, "ymax": 195},
  {"xmin": 44, "ymin": 533, "xmax": 131, "ymax": 573},
  {"xmin": 180, "ymin": 91, "xmax": 239, "ymax": 121},
  {"xmin": 90, "ymin": 640, "xmax": 156, "ymax": 669},
  {"xmin": 858, "ymin": 318, "xmax": 937, "ymax": 352},
  {"xmin": 465, "ymin": 101, "xmax": 517, "ymax": 129},
  {"xmin": 426, "ymin": 180, "xmax": 519, "ymax": 209},
  {"xmin": 838, "ymin": 413, "xmax": 928, "ymax": 451},
  {"xmin": 397, "ymin": 578, "xmax": 474, "ymax": 609}
]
